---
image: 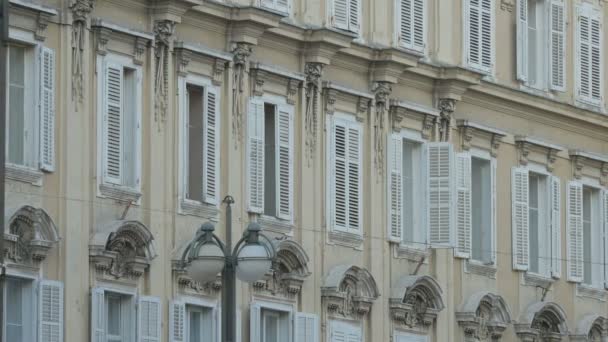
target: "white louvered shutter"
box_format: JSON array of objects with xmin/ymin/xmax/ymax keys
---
[
  {"xmin": 550, "ymin": 0, "xmax": 566, "ymax": 91},
  {"xmin": 250, "ymin": 304, "xmax": 262, "ymax": 342},
  {"xmin": 550, "ymin": 176, "xmax": 562, "ymax": 279},
  {"xmin": 516, "ymin": 0, "xmax": 528, "ymax": 82},
  {"xmin": 203, "ymin": 86, "xmax": 220, "ymax": 205},
  {"xmin": 347, "ymin": 123, "xmax": 362, "ymax": 232},
  {"xmin": 102, "ymin": 63, "xmax": 124, "ymax": 185},
  {"xmin": 348, "ymin": 0, "xmax": 360, "ymax": 32},
  {"xmin": 490, "ymin": 158, "xmax": 497, "ymax": 263},
  {"xmin": 276, "ymin": 104, "xmax": 294, "ymax": 220},
  {"xmin": 247, "ymin": 99, "xmax": 265, "ymax": 213},
  {"xmin": 603, "ymin": 190, "xmax": 608, "ymax": 288},
  {"xmin": 295, "ymin": 312, "xmax": 319, "ymax": 342},
  {"xmin": 466, "ymin": 0, "xmax": 493, "ymax": 73},
  {"xmin": 398, "ymin": 0, "xmax": 425, "ymax": 52},
  {"xmin": 236, "ymin": 309, "xmax": 242, "ymax": 342},
  {"xmin": 169, "ymin": 300, "xmax": 185, "ymax": 342},
  {"xmin": 39, "ymin": 47, "xmax": 55, "ymax": 172},
  {"xmin": 138, "ymin": 296, "xmax": 161, "ymax": 342},
  {"xmin": 91, "ymin": 288, "xmax": 105, "ymax": 342},
  {"xmin": 455, "ymin": 153, "xmax": 472, "ymax": 258},
  {"xmin": 346, "ymin": 325, "xmax": 361, "ymax": 342},
  {"xmin": 39, "ymin": 280, "xmax": 63, "ymax": 342},
  {"xmin": 511, "ymin": 167, "xmax": 529, "ymax": 271},
  {"xmin": 577, "ymin": 7, "xmax": 603, "ymax": 104},
  {"xmin": 333, "ymin": 0, "xmax": 349, "ymax": 30},
  {"xmin": 388, "ymin": 134, "xmax": 403, "ymax": 242},
  {"xmin": 427, "ymin": 142, "xmax": 453, "ymax": 246},
  {"xmin": 567, "ymin": 181, "xmax": 584, "ymax": 282},
  {"xmin": 276, "ymin": 0, "xmax": 289, "ymax": 13}
]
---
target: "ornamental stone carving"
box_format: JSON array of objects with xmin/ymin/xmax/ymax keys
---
[
  {"xmin": 390, "ymin": 275, "xmax": 444, "ymax": 332},
  {"xmin": 153, "ymin": 20, "xmax": 176, "ymax": 126},
  {"xmin": 322, "ymin": 265, "xmax": 380, "ymax": 319},
  {"xmin": 437, "ymin": 98, "xmax": 456, "ymax": 142},
  {"xmin": 232, "ymin": 43, "xmax": 252, "ymax": 146},
  {"xmin": 304, "ymin": 63, "xmax": 323, "ymax": 164},
  {"xmin": 69, "ymin": 0, "xmax": 95, "ymax": 109},
  {"xmin": 570, "ymin": 315, "xmax": 608, "ymax": 342},
  {"xmin": 456, "ymin": 292, "xmax": 511, "ymax": 341},
  {"xmin": 515, "ymin": 302, "xmax": 568, "ymax": 341},
  {"xmin": 372, "ymin": 82, "xmax": 392, "ymax": 177}
]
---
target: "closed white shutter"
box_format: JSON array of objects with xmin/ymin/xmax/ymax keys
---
[
  {"xmin": 39, "ymin": 280, "xmax": 63, "ymax": 342},
  {"xmin": 347, "ymin": 123, "xmax": 362, "ymax": 232},
  {"xmin": 333, "ymin": 0, "xmax": 349, "ymax": 30},
  {"xmin": 455, "ymin": 153, "xmax": 472, "ymax": 258},
  {"xmin": 490, "ymin": 158, "xmax": 497, "ymax": 263},
  {"xmin": 39, "ymin": 47, "xmax": 55, "ymax": 172},
  {"xmin": 577, "ymin": 6, "xmax": 603, "ymax": 104},
  {"xmin": 511, "ymin": 167, "xmax": 529, "ymax": 271},
  {"xmin": 388, "ymin": 134, "xmax": 403, "ymax": 242},
  {"xmin": 250, "ymin": 303, "xmax": 262, "ymax": 342},
  {"xmin": 247, "ymin": 98, "xmax": 265, "ymax": 213},
  {"xmin": 276, "ymin": 104, "xmax": 294, "ymax": 220},
  {"xmin": 516, "ymin": 0, "xmax": 528, "ymax": 82},
  {"xmin": 330, "ymin": 321, "xmax": 361, "ymax": 342},
  {"xmin": 550, "ymin": 0, "xmax": 566, "ymax": 91},
  {"xmin": 398, "ymin": 0, "xmax": 412, "ymax": 47},
  {"xmin": 550, "ymin": 176, "xmax": 562, "ymax": 279},
  {"xmin": 427, "ymin": 142, "xmax": 453, "ymax": 246},
  {"xmin": 348, "ymin": 0, "xmax": 360, "ymax": 32},
  {"xmin": 567, "ymin": 181, "xmax": 584, "ymax": 282},
  {"xmin": 329, "ymin": 120, "xmax": 346, "ymax": 231},
  {"xmin": 603, "ymin": 190, "xmax": 608, "ymax": 289},
  {"xmin": 203, "ymin": 86, "xmax": 220, "ymax": 205},
  {"xmin": 398, "ymin": 0, "xmax": 425, "ymax": 52},
  {"xmin": 169, "ymin": 300, "xmax": 185, "ymax": 342},
  {"xmin": 466, "ymin": 0, "xmax": 493, "ymax": 73},
  {"xmin": 138, "ymin": 296, "xmax": 161, "ymax": 342},
  {"xmin": 295, "ymin": 312, "xmax": 319, "ymax": 342},
  {"xmin": 102, "ymin": 63, "xmax": 124, "ymax": 185},
  {"xmin": 91, "ymin": 288, "xmax": 105, "ymax": 342}
]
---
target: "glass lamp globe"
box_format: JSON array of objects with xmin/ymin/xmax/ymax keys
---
[
  {"xmin": 235, "ymin": 243, "xmax": 272, "ymax": 282},
  {"xmin": 186, "ymin": 242, "xmax": 225, "ymax": 283}
]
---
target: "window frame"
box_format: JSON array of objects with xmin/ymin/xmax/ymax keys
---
[
  {"xmin": 578, "ymin": 177, "xmax": 604, "ymax": 289},
  {"xmin": 463, "ymin": 0, "xmax": 495, "ymax": 75},
  {"xmin": 329, "ymin": 0, "xmax": 361, "ymax": 35},
  {"xmin": 183, "ymin": 296, "xmax": 219, "ymax": 342},
  {"xmin": 468, "ymin": 148, "xmax": 496, "ymax": 266},
  {"xmin": 524, "ymin": 162, "xmax": 553, "ymax": 278},
  {"xmin": 251, "ymin": 300, "xmax": 294, "ymax": 342},
  {"xmin": 3, "ymin": 276, "xmax": 36, "ymax": 342},
  {"xmin": 328, "ymin": 319, "xmax": 362, "ymax": 342},
  {"xmin": 520, "ymin": 0, "xmax": 552, "ymax": 91},
  {"xmin": 574, "ymin": 2, "xmax": 603, "ymax": 107},
  {"xmin": 394, "ymin": 0, "xmax": 426, "ymax": 54}
]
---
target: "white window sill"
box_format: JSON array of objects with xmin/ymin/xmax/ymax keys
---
[
  {"xmin": 99, "ymin": 183, "xmax": 142, "ymax": 203},
  {"xmin": 518, "ymin": 83, "xmax": 556, "ymax": 99},
  {"xmin": 179, "ymin": 200, "xmax": 220, "ymax": 222},
  {"xmin": 257, "ymin": 215, "xmax": 294, "ymax": 235},
  {"xmin": 392, "ymin": 243, "xmax": 429, "ymax": 261},
  {"xmin": 5, "ymin": 163, "xmax": 43, "ymax": 186},
  {"xmin": 328, "ymin": 229, "xmax": 363, "ymax": 250},
  {"xmin": 574, "ymin": 99, "xmax": 605, "ymax": 114},
  {"xmin": 576, "ymin": 284, "xmax": 607, "ymax": 301},
  {"xmin": 522, "ymin": 272, "xmax": 554, "ymax": 288},
  {"xmin": 258, "ymin": 5, "xmax": 289, "ymax": 16},
  {"xmin": 465, "ymin": 260, "xmax": 497, "ymax": 279}
]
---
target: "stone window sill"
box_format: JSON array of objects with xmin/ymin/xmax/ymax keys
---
[
  {"xmin": 328, "ymin": 229, "xmax": 363, "ymax": 250},
  {"xmin": 257, "ymin": 215, "xmax": 294, "ymax": 235},
  {"xmin": 6, "ymin": 163, "xmax": 43, "ymax": 186},
  {"xmin": 522, "ymin": 272, "xmax": 555, "ymax": 288},
  {"xmin": 179, "ymin": 200, "xmax": 220, "ymax": 222},
  {"xmin": 576, "ymin": 284, "xmax": 607, "ymax": 301},
  {"xmin": 99, "ymin": 183, "xmax": 142, "ymax": 203},
  {"xmin": 392, "ymin": 243, "xmax": 429, "ymax": 261},
  {"xmin": 465, "ymin": 260, "xmax": 497, "ymax": 279}
]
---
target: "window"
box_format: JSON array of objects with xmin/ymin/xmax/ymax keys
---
[
  {"xmin": 182, "ymin": 79, "xmax": 220, "ymax": 206},
  {"xmin": 397, "ymin": 0, "xmax": 425, "ymax": 53},
  {"xmin": 170, "ymin": 300, "xmax": 219, "ymax": 342},
  {"xmin": 4, "ymin": 278, "xmax": 35, "ymax": 342},
  {"xmin": 388, "ymin": 134, "xmax": 426, "ymax": 247},
  {"xmin": 328, "ymin": 115, "xmax": 362, "ymax": 234},
  {"xmin": 582, "ymin": 186, "xmax": 603, "ymax": 287},
  {"xmin": 247, "ymin": 98, "xmax": 294, "ymax": 220},
  {"xmin": 394, "ymin": 331, "xmax": 428, "ymax": 342},
  {"xmin": 332, "ymin": 0, "xmax": 360, "ymax": 33},
  {"xmin": 250, "ymin": 303, "xmax": 318, "ymax": 342},
  {"xmin": 464, "ymin": 0, "xmax": 494, "ymax": 73},
  {"xmin": 106, "ymin": 293, "xmax": 135, "ymax": 342},
  {"xmin": 6, "ymin": 43, "xmax": 55, "ymax": 172},
  {"xmin": 576, "ymin": 3, "xmax": 603, "ymax": 105},
  {"xmin": 516, "ymin": 0, "xmax": 565, "ymax": 90},
  {"xmin": 99, "ymin": 57, "xmax": 142, "ymax": 190},
  {"xmin": 261, "ymin": 309, "xmax": 289, "ymax": 342},
  {"xmin": 471, "ymin": 157, "xmax": 492, "ymax": 263},
  {"xmin": 260, "ymin": 0, "xmax": 289, "ymax": 14},
  {"xmin": 187, "ymin": 305, "xmax": 214, "ymax": 342},
  {"xmin": 329, "ymin": 320, "xmax": 361, "ymax": 342},
  {"xmin": 528, "ymin": 173, "xmax": 550, "ymax": 276}
]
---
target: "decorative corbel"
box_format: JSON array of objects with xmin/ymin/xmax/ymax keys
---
[
  {"xmin": 212, "ymin": 59, "xmax": 226, "ymax": 86},
  {"xmin": 93, "ymin": 26, "xmax": 111, "ymax": 56},
  {"xmin": 153, "ymin": 19, "xmax": 176, "ymax": 127},
  {"xmin": 390, "ymin": 106, "xmax": 404, "ymax": 133},
  {"xmin": 286, "ymin": 79, "xmax": 300, "ymax": 105},
  {"xmin": 70, "ymin": 0, "xmax": 96, "ymax": 109},
  {"xmin": 546, "ymin": 149, "xmax": 558, "ymax": 172},
  {"xmin": 304, "ymin": 62, "xmax": 324, "ymax": 164},
  {"xmin": 133, "ymin": 37, "xmax": 147, "ymax": 66},
  {"xmin": 35, "ymin": 12, "xmax": 52, "ymax": 41},
  {"xmin": 251, "ymin": 69, "xmax": 267, "ymax": 97},
  {"xmin": 460, "ymin": 126, "xmax": 473, "ymax": 151},
  {"xmin": 324, "ymin": 88, "xmax": 338, "ymax": 116},
  {"xmin": 422, "ymin": 114, "xmax": 435, "ymax": 140},
  {"xmin": 501, "ymin": 0, "xmax": 515, "ymax": 12},
  {"xmin": 516, "ymin": 140, "xmax": 530, "ymax": 166},
  {"xmin": 572, "ymin": 155, "xmax": 584, "ymax": 179},
  {"xmin": 372, "ymin": 82, "xmax": 392, "ymax": 177},
  {"xmin": 356, "ymin": 97, "xmax": 370, "ymax": 122},
  {"xmin": 601, "ymin": 162, "xmax": 608, "ymax": 186},
  {"xmin": 232, "ymin": 43, "xmax": 252, "ymax": 146},
  {"xmin": 174, "ymin": 48, "xmax": 191, "ymax": 77},
  {"xmin": 437, "ymin": 98, "xmax": 456, "ymax": 142},
  {"xmin": 490, "ymin": 133, "xmax": 502, "ymax": 157}
]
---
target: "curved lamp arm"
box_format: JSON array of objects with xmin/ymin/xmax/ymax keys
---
[{"xmin": 180, "ymin": 222, "xmax": 228, "ymax": 268}]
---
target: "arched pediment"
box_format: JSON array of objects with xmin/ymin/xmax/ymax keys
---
[
  {"xmin": 4, "ymin": 206, "xmax": 60, "ymax": 265},
  {"xmin": 321, "ymin": 264, "xmax": 380, "ymax": 319},
  {"xmin": 389, "ymin": 275, "xmax": 444, "ymax": 331},
  {"xmin": 456, "ymin": 291, "xmax": 512, "ymax": 340},
  {"xmin": 90, "ymin": 220, "xmax": 157, "ymax": 280},
  {"xmin": 515, "ymin": 302, "xmax": 568, "ymax": 340},
  {"xmin": 570, "ymin": 315, "xmax": 608, "ymax": 342}
]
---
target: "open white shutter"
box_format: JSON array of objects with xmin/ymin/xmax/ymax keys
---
[
  {"xmin": 511, "ymin": 167, "xmax": 529, "ymax": 271},
  {"xmin": 276, "ymin": 104, "xmax": 294, "ymax": 220},
  {"xmin": 577, "ymin": 7, "xmax": 602, "ymax": 104},
  {"xmin": 250, "ymin": 304, "xmax": 262, "ymax": 342},
  {"xmin": 398, "ymin": 0, "xmax": 412, "ymax": 47},
  {"xmin": 348, "ymin": 0, "xmax": 360, "ymax": 32},
  {"xmin": 603, "ymin": 190, "xmax": 608, "ymax": 289},
  {"xmin": 39, "ymin": 280, "xmax": 63, "ymax": 342},
  {"xmin": 490, "ymin": 158, "xmax": 497, "ymax": 263},
  {"xmin": 466, "ymin": 0, "xmax": 493, "ymax": 72},
  {"xmin": 347, "ymin": 123, "xmax": 362, "ymax": 232},
  {"xmin": 550, "ymin": 176, "xmax": 562, "ymax": 279},
  {"xmin": 455, "ymin": 153, "xmax": 472, "ymax": 258},
  {"xmin": 39, "ymin": 47, "xmax": 55, "ymax": 172},
  {"xmin": 247, "ymin": 98, "xmax": 265, "ymax": 213},
  {"xmin": 91, "ymin": 288, "xmax": 105, "ymax": 342},
  {"xmin": 427, "ymin": 142, "xmax": 453, "ymax": 246},
  {"xmin": 332, "ymin": 120, "xmax": 347, "ymax": 231},
  {"xmin": 138, "ymin": 296, "xmax": 161, "ymax": 342},
  {"xmin": 203, "ymin": 86, "xmax": 220, "ymax": 205},
  {"xmin": 567, "ymin": 181, "xmax": 584, "ymax": 282},
  {"xmin": 295, "ymin": 312, "xmax": 319, "ymax": 342},
  {"xmin": 102, "ymin": 63, "xmax": 124, "ymax": 185},
  {"xmin": 516, "ymin": 0, "xmax": 528, "ymax": 82},
  {"xmin": 550, "ymin": 0, "xmax": 566, "ymax": 91},
  {"xmin": 169, "ymin": 300, "xmax": 185, "ymax": 342},
  {"xmin": 333, "ymin": 0, "xmax": 349, "ymax": 30},
  {"xmin": 388, "ymin": 134, "xmax": 403, "ymax": 242}
]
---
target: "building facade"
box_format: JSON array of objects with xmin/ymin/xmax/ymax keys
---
[{"xmin": 4, "ymin": 0, "xmax": 608, "ymax": 341}]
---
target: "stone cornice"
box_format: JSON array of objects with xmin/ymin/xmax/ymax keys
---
[
  {"xmin": 149, "ymin": 0, "xmax": 202, "ymax": 23},
  {"xmin": 569, "ymin": 150, "xmax": 608, "ymax": 184},
  {"xmin": 515, "ymin": 136, "xmax": 563, "ymax": 172},
  {"xmin": 303, "ymin": 28, "xmax": 356, "ymax": 64},
  {"xmin": 9, "ymin": 0, "xmax": 58, "ymax": 16},
  {"xmin": 457, "ymin": 120, "xmax": 507, "ymax": 157}
]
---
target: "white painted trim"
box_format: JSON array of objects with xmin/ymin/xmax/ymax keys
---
[
  {"xmin": 9, "ymin": 0, "xmax": 58, "ymax": 15},
  {"xmin": 8, "ymin": 27, "xmax": 37, "ymax": 44},
  {"xmin": 390, "ymin": 99, "xmax": 440, "ymax": 117},
  {"xmin": 456, "ymin": 120, "xmax": 507, "ymax": 136},
  {"xmin": 322, "ymin": 81, "xmax": 374, "ymax": 99}
]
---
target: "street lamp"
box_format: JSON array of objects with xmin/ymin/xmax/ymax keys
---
[{"xmin": 180, "ymin": 196, "xmax": 276, "ymax": 342}]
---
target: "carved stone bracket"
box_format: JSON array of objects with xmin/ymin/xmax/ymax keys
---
[
  {"xmin": 357, "ymin": 97, "xmax": 371, "ymax": 122},
  {"xmin": 304, "ymin": 62, "xmax": 324, "ymax": 164},
  {"xmin": 232, "ymin": 43, "xmax": 252, "ymax": 147},
  {"xmin": 153, "ymin": 19, "xmax": 176, "ymax": 127},
  {"xmin": 569, "ymin": 150, "xmax": 608, "ymax": 184},
  {"xmin": 324, "ymin": 88, "xmax": 339, "ymax": 116},
  {"xmin": 174, "ymin": 48, "xmax": 191, "ymax": 77},
  {"xmin": 70, "ymin": 0, "xmax": 95, "ymax": 109},
  {"xmin": 213, "ymin": 59, "xmax": 227, "ymax": 86},
  {"xmin": 133, "ymin": 37, "xmax": 147, "ymax": 65},
  {"xmin": 322, "ymin": 265, "xmax": 379, "ymax": 320},
  {"xmin": 516, "ymin": 137, "xmax": 562, "ymax": 172},
  {"xmin": 389, "ymin": 100, "xmax": 439, "ymax": 140},
  {"xmin": 501, "ymin": 0, "xmax": 515, "ymax": 12},
  {"xmin": 35, "ymin": 12, "xmax": 53, "ymax": 41},
  {"xmin": 93, "ymin": 26, "xmax": 111, "ymax": 55},
  {"xmin": 251, "ymin": 69, "xmax": 267, "ymax": 97},
  {"xmin": 176, "ymin": 272, "xmax": 222, "ymax": 297},
  {"xmin": 286, "ymin": 79, "xmax": 299, "ymax": 105},
  {"xmin": 457, "ymin": 120, "xmax": 506, "ymax": 157},
  {"xmin": 372, "ymin": 82, "xmax": 392, "ymax": 178},
  {"xmin": 437, "ymin": 98, "xmax": 456, "ymax": 142}
]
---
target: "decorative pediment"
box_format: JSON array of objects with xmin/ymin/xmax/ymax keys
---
[
  {"xmin": 389, "ymin": 275, "xmax": 444, "ymax": 332},
  {"xmin": 456, "ymin": 292, "xmax": 511, "ymax": 340},
  {"xmin": 389, "ymin": 99, "xmax": 439, "ymax": 140},
  {"xmin": 90, "ymin": 220, "xmax": 157, "ymax": 281},
  {"xmin": 4, "ymin": 206, "xmax": 60, "ymax": 267},
  {"xmin": 322, "ymin": 264, "xmax": 380, "ymax": 319},
  {"xmin": 250, "ymin": 62, "xmax": 304, "ymax": 104},
  {"xmin": 569, "ymin": 150, "xmax": 608, "ymax": 185},
  {"xmin": 9, "ymin": 0, "xmax": 58, "ymax": 42},
  {"xmin": 90, "ymin": 19, "xmax": 153, "ymax": 65},
  {"xmin": 515, "ymin": 136, "xmax": 563, "ymax": 172},
  {"xmin": 323, "ymin": 82, "xmax": 373, "ymax": 122},
  {"xmin": 570, "ymin": 315, "xmax": 608, "ymax": 342},
  {"xmin": 515, "ymin": 302, "xmax": 568, "ymax": 341},
  {"xmin": 173, "ymin": 41, "xmax": 232, "ymax": 83},
  {"xmin": 457, "ymin": 120, "xmax": 506, "ymax": 157}
]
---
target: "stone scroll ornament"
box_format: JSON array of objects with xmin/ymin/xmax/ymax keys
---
[
  {"xmin": 304, "ymin": 63, "xmax": 323, "ymax": 165},
  {"xmin": 69, "ymin": 0, "xmax": 95, "ymax": 110},
  {"xmin": 373, "ymin": 82, "xmax": 392, "ymax": 177},
  {"xmin": 438, "ymin": 98, "xmax": 456, "ymax": 142},
  {"xmin": 154, "ymin": 20, "xmax": 175, "ymax": 126},
  {"xmin": 232, "ymin": 43, "xmax": 251, "ymax": 146}
]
